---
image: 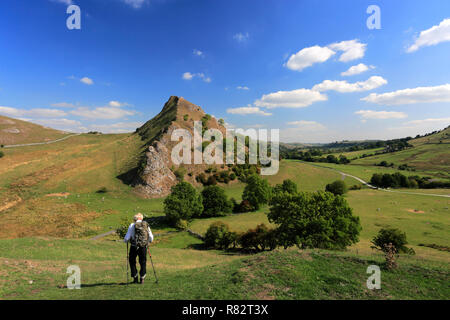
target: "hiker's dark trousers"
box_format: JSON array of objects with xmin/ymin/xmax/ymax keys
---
[{"xmin": 129, "ymin": 245, "xmax": 147, "ymax": 279}]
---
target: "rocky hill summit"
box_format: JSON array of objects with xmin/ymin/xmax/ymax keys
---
[{"xmin": 133, "ymin": 96, "xmax": 227, "ymax": 198}]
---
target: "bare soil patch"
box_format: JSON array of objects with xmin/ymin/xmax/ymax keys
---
[{"xmin": 406, "ymin": 208, "xmax": 425, "ymax": 214}]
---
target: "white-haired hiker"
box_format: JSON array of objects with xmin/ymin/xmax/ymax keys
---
[{"xmin": 123, "ymin": 213, "xmax": 154, "ymax": 284}]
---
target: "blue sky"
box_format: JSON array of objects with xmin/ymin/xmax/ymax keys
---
[{"xmin": 0, "ymin": 0, "xmax": 449, "ymax": 142}]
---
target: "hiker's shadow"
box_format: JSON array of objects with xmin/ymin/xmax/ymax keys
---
[{"xmin": 59, "ymin": 282, "xmax": 129, "ymax": 289}]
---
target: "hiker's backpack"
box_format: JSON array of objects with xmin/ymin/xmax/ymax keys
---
[{"xmin": 133, "ymin": 221, "xmax": 149, "ymax": 248}]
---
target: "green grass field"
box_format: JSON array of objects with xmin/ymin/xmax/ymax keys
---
[{"xmin": 1, "ymin": 129, "xmax": 449, "ymax": 300}]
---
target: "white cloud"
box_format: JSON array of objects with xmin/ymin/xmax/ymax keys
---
[
  {"xmin": 226, "ymin": 106, "xmax": 272, "ymax": 116},
  {"xmin": 182, "ymin": 72, "xmax": 194, "ymax": 80},
  {"xmin": 88, "ymin": 121, "xmax": 144, "ymax": 133},
  {"xmin": 285, "ymin": 39, "xmax": 367, "ymax": 72},
  {"xmin": 286, "ymin": 120, "xmax": 326, "ymax": 130},
  {"xmin": 284, "ymin": 45, "xmax": 336, "ymax": 72},
  {"xmin": 328, "ymin": 39, "xmax": 367, "ymax": 62},
  {"xmin": 50, "ymin": 0, "xmax": 72, "ymax": 5},
  {"xmin": 362, "ymin": 84, "xmax": 450, "ymax": 105},
  {"xmin": 0, "ymin": 106, "xmax": 67, "ymax": 118},
  {"xmin": 193, "ymin": 49, "xmax": 204, "ymax": 57},
  {"xmin": 182, "ymin": 72, "xmax": 211, "ymax": 83},
  {"xmin": 254, "ymin": 88, "xmax": 327, "ymax": 109},
  {"xmin": 355, "ymin": 110, "xmax": 408, "ymax": 120},
  {"xmin": 312, "ymin": 76, "xmax": 387, "ymax": 93},
  {"xmin": 122, "ymin": 0, "xmax": 146, "ymax": 9},
  {"xmin": 70, "ymin": 106, "xmax": 135, "ymax": 120},
  {"xmin": 233, "ymin": 32, "xmax": 249, "ymax": 42},
  {"xmin": 341, "ymin": 63, "xmax": 374, "ymax": 76},
  {"xmin": 407, "ymin": 18, "xmax": 450, "ymax": 52},
  {"xmin": 80, "ymin": 77, "xmax": 94, "ymax": 85},
  {"xmin": 51, "ymin": 102, "xmax": 76, "ymax": 108},
  {"xmin": 404, "ymin": 118, "xmax": 450, "ymax": 128},
  {"xmin": 108, "ymin": 101, "xmax": 130, "ymax": 107},
  {"xmin": 237, "ymin": 86, "xmax": 249, "ymax": 90}
]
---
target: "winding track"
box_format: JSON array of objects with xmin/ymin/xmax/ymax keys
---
[
  {"xmin": 3, "ymin": 133, "xmax": 81, "ymax": 148},
  {"xmin": 301, "ymin": 161, "xmax": 450, "ymax": 198}
]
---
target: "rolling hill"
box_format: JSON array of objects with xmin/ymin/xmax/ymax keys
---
[{"xmin": 0, "ymin": 115, "xmax": 70, "ymax": 146}]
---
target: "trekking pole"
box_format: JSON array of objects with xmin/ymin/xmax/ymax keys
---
[
  {"xmin": 126, "ymin": 242, "xmax": 129, "ymax": 286},
  {"xmin": 147, "ymin": 246, "xmax": 159, "ymax": 284}
]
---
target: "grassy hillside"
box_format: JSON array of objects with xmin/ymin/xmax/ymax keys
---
[
  {"xmin": 1, "ymin": 123, "xmax": 449, "ymax": 300},
  {"xmin": 0, "ymin": 116, "xmax": 69, "ymax": 146},
  {"xmin": 1, "ymin": 237, "xmax": 448, "ymax": 300}
]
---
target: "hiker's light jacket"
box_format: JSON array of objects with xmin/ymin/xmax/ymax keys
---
[{"xmin": 123, "ymin": 220, "xmax": 154, "ymax": 244}]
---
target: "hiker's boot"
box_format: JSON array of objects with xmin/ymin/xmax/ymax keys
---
[{"xmin": 133, "ymin": 276, "xmax": 139, "ymax": 284}]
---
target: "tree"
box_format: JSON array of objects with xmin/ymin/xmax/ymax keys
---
[
  {"xmin": 163, "ymin": 182, "xmax": 203, "ymax": 225},
  {"xmin": 268, "ymin": 191, "xmax": 361, "ymax": 250},
  {"xmin": 242, "ymin": 174, "xmax": 271, "ymax": 210},
  {"xmin": 325, "ymin": 180, "xmax": 348, "ymax": 196},
  {"xmin": 204, "ymin": 221, "xmax": 236, "ymax": 250},
  {"xmin": 273, "ymin": 179, "xmax": 298, "ymax": 195},
  {"xmin": 201, "ymin": 185, "xmax": 233, "ymax": 217},
  {"xmin": 371, "ymin": 228, "xmax": 414, "ymax": 254}
]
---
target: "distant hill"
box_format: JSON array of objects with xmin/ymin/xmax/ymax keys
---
[{"xmin": 0, "ymin": 116, "xmax": 69, "ymax": 146}]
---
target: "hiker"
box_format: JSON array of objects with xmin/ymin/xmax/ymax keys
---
[{"xmin": 124, "ymin": 213, "xmax": 154, "ymax": 284}]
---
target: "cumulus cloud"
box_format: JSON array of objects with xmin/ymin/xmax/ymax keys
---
[
  {"xmin": 341, "ymin": 63, "xmax": 374, "ymax": 76},
  {"xmin": 0, "ymin": 106, "xmax": 67, "ymax": 118},
  {"xmin": 361, "ymin": 84, "xmax": 450, "ymax": 105},
  {"xmin": 80, "ymin": 77, "xmax": 94, "ymax": 85},
  {"xmin": 70, "ymin": 106, "xmax": 135, "ymax": 120},
  {"xmin": 237, "ymin": 86, "xmax": 249, "ymax": 90},
  {"xmin": 407, "ymin": 18, "xmax": 450, "ymax": 52},
  {"xmin": 328, "ymin": 39, "xmax": 367, "ymax": 62},
  {"xmin": 285, "ymin": 39, "xmax": 367, "ymax": 72},
  {"xmin": 226, "ymin": 106, "xmax": 272, "ymax": 116},
  {"xmin": 284, "ymin": 46, "xmax": 336, "ymax": 72},
  {"xmin": 312, "ymin": 76, "xmax": 387, "ymax": 93},
  {"xmin": 233, "ymin": 32, "xmax": 249, "ymax": 42},
  {"xmin": 254, "ymin": 88, "xmax": 327, "ymax": 109},
  {"xmin": 355, "ymin": 110, "xmax": 408, "ymax": 120},
  {"xmin": 182, "ymin": 72, "xmax": 194, "ymax": 80}
]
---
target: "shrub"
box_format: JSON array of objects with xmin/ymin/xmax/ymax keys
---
[
  {"xmin": 183, "ymin": 114, "xmax": 188, "ymax": 121},
  {"xmin": 242, "ymin": 174, "xmax": 271, "ymax": 210},
  {"xmin": 174, "ymin": 167, "xmax": 187, "ymax": 181},
  {"xmin": 229, "ymin": 172, "xmax": 236, "ymax": 181},
  {"xmin": 116, "ymin": 217, "xmax": 130, "ymax": 239},
  {"xmin": 273, "ymin": 179, "xmax": 298, "ymax": 195},
  {"xmin": 349, "ymin": 184, "xmax": 362, "ymax": 190},
  {"xmin": 206, "ymin": 175, "xmax": 217, "ymax": 186},
  {"xmin": 0, "ymin": 151, "xmax": 4, "ymax": 158},
  {"xmin": 268, "ymin": 191, "xmax": 361, "ymax": 250},
  {"xmin": 196, "ymin": 173, "xmax": 208, "ymax": 185},
  {"xmin": 175, "ymin": 219, "xmax": 189, "ymax": 230},
  {"xmin": 201, "ymin": 185, "xmax": 233, "ymax": 217},
  {"xmin": 371, "ymin": 228, "xmax": 415, "ymax": 254},
  {"xmin": 204, "ymin": 221, "xmax": 235, "ymax": 250},
  {"xmin": 163, "ymin": 182, "xmax": 203, "ymax": 225},
  {"xmin": 238, "ymin": 224, "xmax": 278, "ymax": 252},
  {"xmin": 234, "ymin": 199, "xmax": 254, "ymax": 213},
  {"xmin": 325, "ymin": 180, "xmax": 347, "ymax": 196}
]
